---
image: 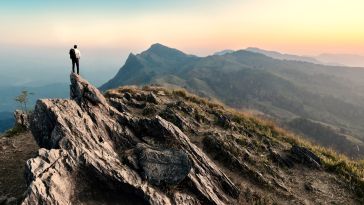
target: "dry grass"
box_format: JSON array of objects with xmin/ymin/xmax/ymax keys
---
[
  {"xmin": 108, "ymin": 85, "xmax": 364, "ymax": 198},
  {"xmin": 225, "ymin": 107, "xmax": 364, "ymax": 198},
  {"xmin": 171, "ymin": 88, "xmax": 224, "ymax": 110},
  {"xmin": 0, "ymin": 132, "xmax": 38, "ymax": 202},
  {"xmin": 166, "ymin": 86, "xmax": 364, "ymax": 198},
  {"xmin": 104, "ymin": 85, "xmax": 141, "ymax": 98}
]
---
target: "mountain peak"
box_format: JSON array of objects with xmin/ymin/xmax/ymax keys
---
[
  {"xmin": 149, "ymin": 43, "xmax": 168, "ymax": 49},
  {"xmin": 246, "ymin": 47, "xmax": 284, "ymax": 56},
  {"xmin": 147, "ymin": 43, "xmax": 174, "ymax": 52},
  {"xmin": 144, "ymin": 43, "xmax": 187, "ymax": 57}
]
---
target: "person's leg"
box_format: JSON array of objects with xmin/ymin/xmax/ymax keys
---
[
  {"xmin": 76, "ymin": 59, "xmax": 80, "ymax": 74},
  {"xmin": 72, "ymin": 59, "xmax": 75, "ymax": 73}
]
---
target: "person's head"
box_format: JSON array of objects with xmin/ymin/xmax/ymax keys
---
[{"xmin": 74, "ymin": 45, "xmax": 78, "ymax": 49}]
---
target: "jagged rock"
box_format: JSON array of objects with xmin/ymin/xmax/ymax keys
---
[
  {"xmin": 135, "ymin": 144, "xmax": 191, "ymax": 186},
  {"xmin": 14, "ymin": 110, "xmax": 30, "ymax": 129},
  {"xmin": 130, "ymin": 98, "xmax": 147, "ymax": 108},
  {"xmin": 160, "ymin": 107, "xmax": 188, "ymax": 131},
  {"xmin": 269, "ymin": 149, "xmax": 294, "ymax": 168},
  {"xmin": 290, "ymin": 145, "xmax": 321, "ymax": 169},
  {"xmin": 108, "ymin": 97, "xmax": 129, "ymax": 112},
  {"xmin": 145, "ymin": 93, "xmax": 159, "ymax": 104},
  {"xmin": 123, "ymin": 92, "xmax": 132, "ymax": 100},
  {"xmin": 23, "ymin": 74, "xmax": 239, "ymax": 205},
  {"xmin": 142, "ymin": 104, "xmax": 158, "ymax": 116},
  {"xmin": 24, "ymin": 148, "xmax": 69, "ymax": 183},
  {"xmin": 173, "ymin": 192, "xmax": 200, "ymax": 205},
  {"xmin": 175, "ymin": 101, "xmax": 194, "ymax": 114}
]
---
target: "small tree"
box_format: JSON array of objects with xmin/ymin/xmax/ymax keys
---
[{"xmin": 15, "ymin": 90, "xmax": 33, "ymax": 113}]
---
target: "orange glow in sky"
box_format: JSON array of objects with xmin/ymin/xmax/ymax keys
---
[{"xmin": 1, "ymin": 0, "xmax": 363, "ymax": 56}]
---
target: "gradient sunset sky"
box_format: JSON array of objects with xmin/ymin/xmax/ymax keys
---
[{"xmin": 1, "ymin": 0, "xmax": 364, "ymax": 55}]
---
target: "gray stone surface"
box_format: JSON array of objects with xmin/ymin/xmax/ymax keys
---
[
  {"xmin": 23, "ymin": 73, "xmax": 239, "ymax": 205},
  {"xmin": 14, "ymin": 110, "xmax": 30, "ymax": 129},
  {"xmin": 136, "ymin": 144, "xmax": 191, "ymax": 186}
]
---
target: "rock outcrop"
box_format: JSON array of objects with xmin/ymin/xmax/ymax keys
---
[
  {"xmin": 290, "ymin": 145, "xmax": 322, "ymax": 169},
  {"xmin": 23, "ymin": 74, "xmax": 239, "ymax": 205},
  {"xmin": 14, "ymin": 110, "xmax": 30, "ymax": 129}
]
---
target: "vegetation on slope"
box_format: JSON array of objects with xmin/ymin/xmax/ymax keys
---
[
  {"xmin": 105, "ymin": 85, "xmax": 364, "ymax": 204},
  {"xmin": 0, "ymin": 131, "xmax": 38, "ymax": 204},
  {"xmin": 2, "ymin": 124, "xmax": 28, "ymax": 138},
  {"xmin": 169, "ymin": 87, "xmax": 364, "ymax": 199},
  {"xmin": 288, "ymin": 118, "xmax": 364, "ymax": 158}
]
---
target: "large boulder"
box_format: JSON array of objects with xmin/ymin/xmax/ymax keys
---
[
  {"xmin": 23, "ymin": 73, "xmax": 239, "ymax": 205},
  {"xmin": 131, "ymin": 144, "xmax": 191, "ymax": 186}
]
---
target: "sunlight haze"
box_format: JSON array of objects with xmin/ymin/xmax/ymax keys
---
[{"xmin": 1, "ymin": 0, "xmax": 363, "ymax": 55}]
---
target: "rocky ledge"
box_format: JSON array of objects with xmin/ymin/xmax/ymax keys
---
[{"xmin": 22, "ymin": 74, "xmax": 239, "ymax": 205}]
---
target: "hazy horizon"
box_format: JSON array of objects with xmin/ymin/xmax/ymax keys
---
[
  {"xmin": 1, "ymin": 0, "xmax": 364, "ymax": 86},
  {"xmin": 1, "ymin": 43, "xmax": 364, "ymax": 87}
]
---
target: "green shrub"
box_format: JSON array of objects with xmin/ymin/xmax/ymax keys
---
[{"xmin": 3, "ymin": 124, "xmax": 27, "ymax": 138}]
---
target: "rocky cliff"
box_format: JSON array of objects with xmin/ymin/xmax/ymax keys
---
[
  {"xmin": 23, "ymin": 74, "xmax": 238, "ymax": 205},
  {"xmin": 21, "ymin": 74, "xmax": 363, "ymax": 204}
]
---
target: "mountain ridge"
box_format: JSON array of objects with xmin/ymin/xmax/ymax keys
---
[
  {"xmin": 100, "ymin": 44, "xmax": 199, "ymax": 91},
  {"xmin": 245, "ymin": 47, "xmax": 322, "ymax": 64},
  {"xmin": 243, "ymin": 47, "xmax": 364, "ymax": 67},
  {"xmin": 317, "ymin": 53, "xmax": 364, "ymax": 67},
  {"xmin": 101, "ymin": 43, "xmax": 364, "ymax": 159}
]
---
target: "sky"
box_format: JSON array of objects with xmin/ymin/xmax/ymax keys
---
[
  {"xmin": 1, "ymin": 0, "xmax": 364, "ymax": 55},
  {"xmin": 0, "ymin": 0, "xmax": 364, "ymax": 86}
]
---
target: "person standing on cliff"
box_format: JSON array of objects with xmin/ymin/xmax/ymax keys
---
[{"xmin": 69, "ymin": 45, "xmax": 81, "ymax": 74}]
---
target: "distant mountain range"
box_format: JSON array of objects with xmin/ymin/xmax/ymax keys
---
[
  {"xmin": 101, "ymin": 43, "xmax": 364, "ymax": 158},
  {"xmin": 236, "ymin": 47, "xmax": 364, "ymax": 67},
  {"xmin": 316, "ymin": 53, "xmax": 364, "ymax": 67},
  {"xmin": 213, "ymin": 49, "xmax": 235, "ymax": 56},
  {"xmin": 245, "ymin": 47, "xmax": 322, "ymax": 64}
]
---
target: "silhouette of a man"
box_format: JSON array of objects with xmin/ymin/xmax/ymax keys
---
[{"xmin": 69, "ymin": 45, "xmax": 81, "ymax": 74}]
